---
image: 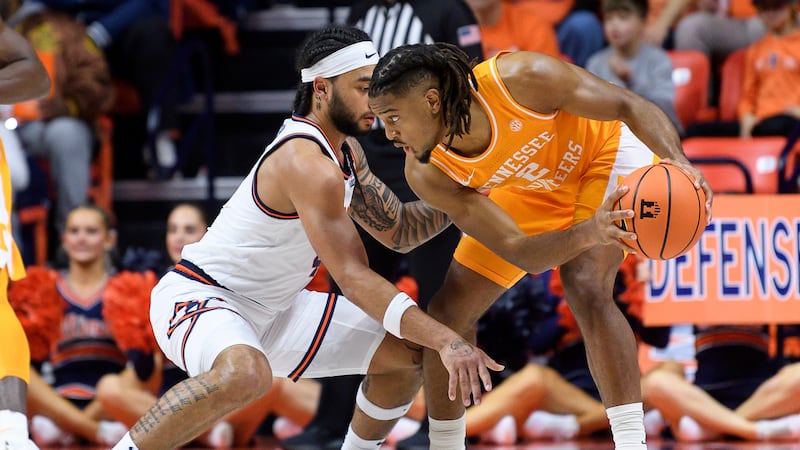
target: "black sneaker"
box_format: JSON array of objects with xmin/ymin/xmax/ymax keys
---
[{"xmin": 280, "ymin": 426, "xmax": 344, "ymax": 450}]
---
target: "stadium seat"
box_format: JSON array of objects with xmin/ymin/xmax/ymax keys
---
[
  {"xmin": 681, "ymin": 136, "xmax": 796, "ymax": 194},
  {"xmin": 667, "ymin": 50, "xmax": 715, "ymax": 129},
  {"xmin": 718, "ymin": 48, "xmax": 747, "ymax": 122}
]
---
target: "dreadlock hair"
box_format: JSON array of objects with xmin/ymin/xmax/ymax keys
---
[
  {"xmin": 369, "ymin": 42, "xmax": 478, "ymax": 149},
  {"xmin": 293, "ymin": 25, "xmax": 372, "ymax": 116}
]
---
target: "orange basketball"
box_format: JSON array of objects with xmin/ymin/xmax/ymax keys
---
[{"xmin": 614, "ymin": 164, "xmax": 708, "ymax": 260}]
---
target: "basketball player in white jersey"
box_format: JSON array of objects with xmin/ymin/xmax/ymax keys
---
[{"xmin": 111, "ymin": 25, "xmax": 505, "ymax": 450}]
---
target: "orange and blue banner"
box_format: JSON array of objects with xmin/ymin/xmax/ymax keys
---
[{"xmin": 643, "ymin": 194, "xmax": 800, "ymax": 325}]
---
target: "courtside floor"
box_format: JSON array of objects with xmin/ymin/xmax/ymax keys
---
[{"xmin": 58, "ymin": 439, "xmax": 800, "ymax": 450}]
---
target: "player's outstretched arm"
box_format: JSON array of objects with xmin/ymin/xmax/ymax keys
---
[
  {"xmin": 0, "ymin": 19, "xmax": 50, "ymax": 103},
  {"xmin": 346, "ymin": 137, "xmax": 452, "ymax": 253},
  {"xmin": 406, "ymin": 158, "xmax": 637, "ymax": 274},
  {"xmin": 273, "ymin": 141, "xmax": 503, "ymax": 405}
]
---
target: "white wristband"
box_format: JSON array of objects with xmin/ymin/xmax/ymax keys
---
[{"xmin": 383, "ymin": 293, "xmax": 416, "ymax": 339}]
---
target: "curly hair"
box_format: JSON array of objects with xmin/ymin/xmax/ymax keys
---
[
  {"xmin": 293, "ymin": 25, "xmax": 372, "ymax": 116},
  {"xmin": 369, "ymin": 42, "xmax": 478, "ymax": 149}
]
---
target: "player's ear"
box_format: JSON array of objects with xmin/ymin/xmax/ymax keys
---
[
  {"xmin": 424, "ymin": 88, "xmax": 441, "ymax": 114},
  {"xmin": 312, "ymin": 77, "xmax": 330, "ymax": 99}
]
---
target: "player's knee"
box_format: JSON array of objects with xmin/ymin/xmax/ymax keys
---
[
  {"xmin": 426, "ymin": 298, "xmax": 474, "ymax": 332},
  {"xmin": 357, "ymin": 380, "xmax": 415, "ymax": 422},
  {"xmin": 212, "ymin": 345, "xmax": 272, "ymax": 404}
]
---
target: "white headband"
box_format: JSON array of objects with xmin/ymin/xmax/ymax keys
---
[{"xmin": 300, "ymin": 41, "xmax": 379, "ymax": 83}]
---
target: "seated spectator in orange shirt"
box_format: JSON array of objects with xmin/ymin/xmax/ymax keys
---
[
  {"xmin": 738, "ymin": 0, "xmax": 800, "ymax": 138},
  {"xmin": 465, "ymin": 0, "xmax": 560, "ymax": 58},
  {"xmin": 515, "ymin": 0, "xmax": 604, "ymax": 66}
]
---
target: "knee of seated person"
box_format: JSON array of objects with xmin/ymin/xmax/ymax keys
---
[
  {"xmin": 211, "ymin": 345, "xmax": 272, "ymax": 402},
  {"xmin": 641, "ymin": 368, "xmax": 680, "ymax": 399},
  {"xmin": 41, "ymin": 118, "xmax": 92, "ymax": 154},
  {"xmin": 95, "ymin": 373, "xmax": 124, "ymax": 406}
]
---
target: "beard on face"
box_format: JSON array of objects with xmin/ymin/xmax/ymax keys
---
[{"xmin": 329, "ymin": 90, "xmax": 369, "ymax": 137}]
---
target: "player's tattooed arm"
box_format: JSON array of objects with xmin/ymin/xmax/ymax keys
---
[{"xmin": 346, "ymin": 137, "xmax": 451, "ymax": 252}]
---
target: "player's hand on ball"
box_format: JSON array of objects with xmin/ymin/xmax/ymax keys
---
[
  {"xmin": 595, "ymin": 185, "xmax": 638, "ymax": 253},
  {"xmin": 439, "ymin": 340, "xmax": 504, "ymax": 406},
  {"xmin": 659, "ymin": 158, "xmax": 713, "ymax": 222}
]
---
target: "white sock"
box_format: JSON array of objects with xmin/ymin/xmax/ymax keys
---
[
  {"xmin": 429, "ymin": 414, "xmax": 466, "ymax": 450},
  {"xmin": 341, "ymin": 425, "xmax": 384, "ymax": 450},
  {"xmin": 606, "ymin": 402, "xmax": 646, "ymax": 450},
  {"xmin": 111, "ymin": 432, "xmax": 139, "ymax": 450},
  {"xmin": 755, "ymin": 413, "xmax": 800, "ymax": 440},
  {"xmin": 676, "ymin": 415, "xmax": 715, "ymax": 442},
  {"xmin": 643, "ymin": 409, "xmax": 666, "ymax": 437},
  {"xmin": 205, "ymin": 421, "xmax": 233, "ymax": 449},
  {"xmin": 0, "ymin": 410, "xmax": 28, "ymax": 441},
  {"xmin": 523, "ymin": 410, "xmax": 579, "ymax": 440}
]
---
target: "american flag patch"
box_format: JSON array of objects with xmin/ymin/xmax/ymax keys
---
[{"xmin": 457, "ymin": 24, "xmax": 481, "ymax": 47}]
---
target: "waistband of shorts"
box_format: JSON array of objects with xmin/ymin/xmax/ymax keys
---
[{"xmin": 171, "ymin": 259, "xmax": 228, "ymax": 290}]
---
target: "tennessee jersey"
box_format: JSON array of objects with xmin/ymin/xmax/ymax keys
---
[
  {"xmin": 438, "ymin": 52, "xmax": 656, "ymax": 288},
  {"xmin": 180, "ymin": 115, "xmax": 358, "ymax": 311},
  {"xmin": 431, "ymin": 51, "xmax": 629, "ymax": 195}
]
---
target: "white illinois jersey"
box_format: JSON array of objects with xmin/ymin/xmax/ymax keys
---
[{"xmin": 179, "ymin": 114, "xmax": 358, "ymax": 311}]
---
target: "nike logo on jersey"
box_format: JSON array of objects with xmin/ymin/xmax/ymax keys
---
[
  {"xmin": 365, "ymin": 52, "xmax": 377, "ymax": 58},
  {"xmin": 457, "ymin": 169, "xmax": 476, "ymax": 186}
]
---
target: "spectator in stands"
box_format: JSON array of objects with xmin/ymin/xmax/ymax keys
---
[
  {"xmin": 587, "ymin": 0, "xmax": 683, "ymax": 134},
  {"xmin": 643, "ymin": 325, "xmax": 800, "ymax": 442},
  {"xmin": 13, "ymin": 0, "xmax": 178, "ymax": 178},
  {"xmin": 15, "ymin": 205, "xmax": 129, "ymax": 447},
  {"xmin": 738, "ymin": 0, "xmax": 799, "ymax": 138},
  {"xmin": 13, "ymin": 9, "xmax": 113, "ymax": 232},
  {"xmin": 670, "ymin": 0, "xmax": 766, "ymax": 101},
  {"xmin": 517, "ymin": 0, "xmax": 605, "ymax": 66},
  {"xmin": 464, "ymin": 0, "xmax": 561, "ymax": 58},
  {"xmin": 97, "ymin": 203, "xmax": 322, "ymax": 448}
]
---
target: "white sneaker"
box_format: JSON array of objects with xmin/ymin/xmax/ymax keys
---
[
  {"xmin": 272, "ymin": 417, "xmax": 303, "ymax": 441},
  {"xmin": 480, "ymin": 415, "xmax": 517, "ymax": 445},
  {"xmin": 30, "ymin": 415, "xmax": 74, "ymax": 447},
  {"xmin": 206, "ymin": 421, "xmax": 233, "ymax": 449},
  {"xmin": 96, "ymin": 421, "xmax": 128, "ymax": 446},
  {"xmin": 385, "ymin": 418, "xmax": 421, "ymax": 445},
  {"xmin": 756, "ymin": 413, "xmax": 800, "ymax": 441},
  {"xmin": 677, "ymin": 415, "xmax": 716, "ymax": 442},
  {"xmin": 644, "ymin": 409, "xmax": 667, "ymax": 437},
  {"xmin": 522, "ymin": 410, "xmax": 579, "ymax": 441}
]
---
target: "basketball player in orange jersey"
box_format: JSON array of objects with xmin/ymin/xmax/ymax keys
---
[
  {"xmin": 0, "ymin": 16, "xmax": 52, "ymax": 450},
  {"xmin": 368, "ymin": 43, "xmax": 714, "ymax": 449}
]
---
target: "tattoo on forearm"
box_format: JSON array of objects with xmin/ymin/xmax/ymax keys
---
[{"xmin": 351, "ymin": 176, "xmax": 450, "ymax": 250}]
